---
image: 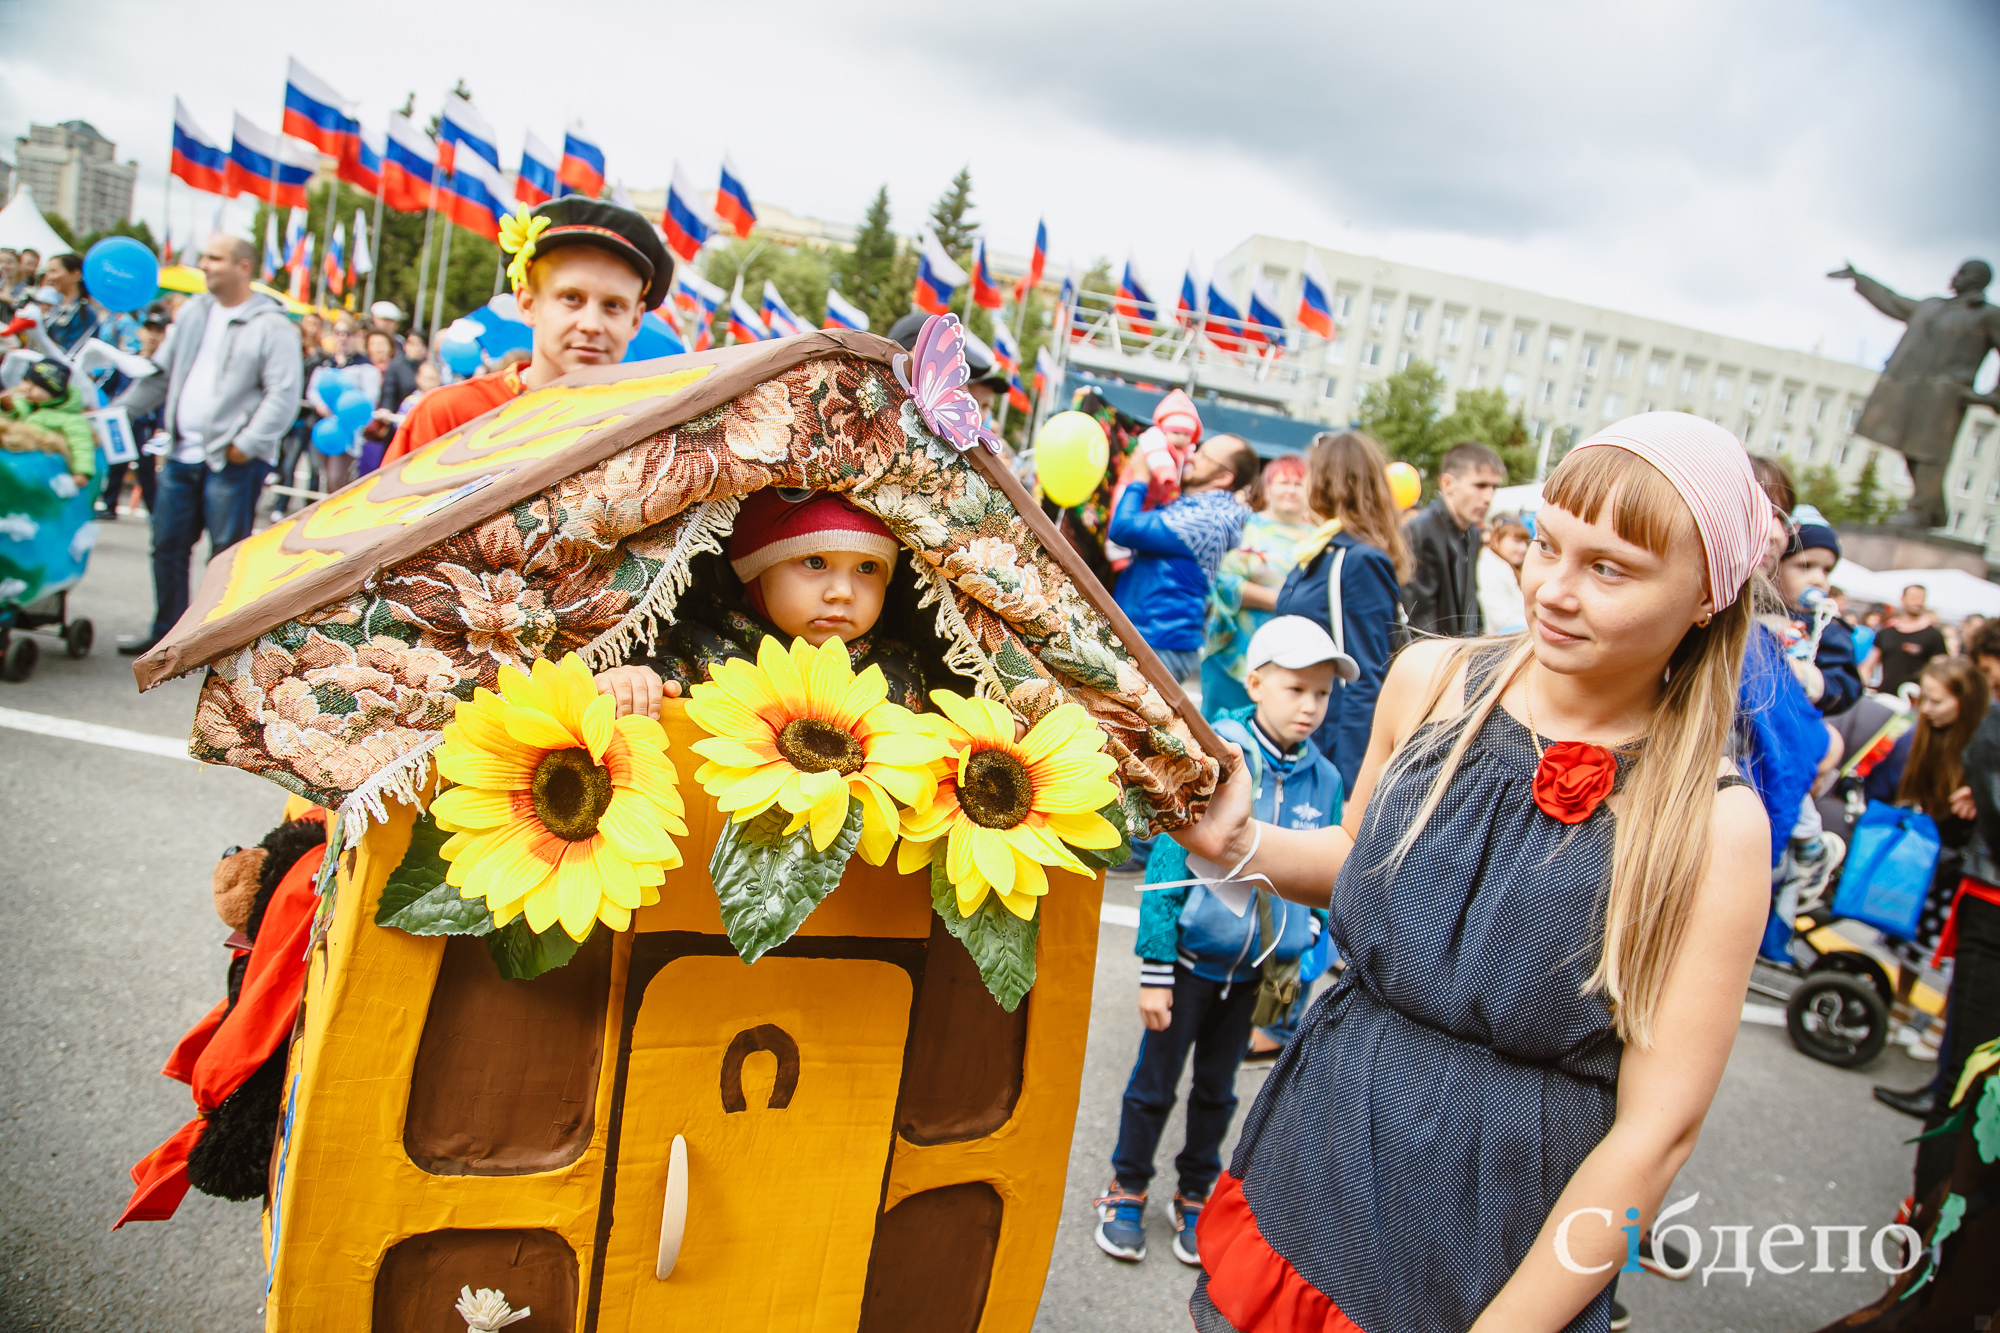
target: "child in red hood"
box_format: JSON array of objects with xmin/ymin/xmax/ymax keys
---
[{"xmin": 1106, "ymin": 390, "xmax": 1204, "ymax": 568}]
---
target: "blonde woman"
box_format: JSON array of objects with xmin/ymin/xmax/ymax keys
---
[{"xmin": 1177, "ymin": 414, "xmax": 1772, "ymax": 1333}]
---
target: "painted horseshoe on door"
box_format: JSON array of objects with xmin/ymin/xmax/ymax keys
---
[{"xmin": 719, "ymin": 1024, "xmax": 799, "ymax": 1113}]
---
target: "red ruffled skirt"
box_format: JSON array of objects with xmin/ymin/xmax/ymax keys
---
[{"xmin": 1198, "ymin": 1172, "xmax": 1367, "ymax": 1333}]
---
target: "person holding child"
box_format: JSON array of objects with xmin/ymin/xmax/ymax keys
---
[{"xmin": 1095, "ymin": 615, "xmax": 1348, "ymax": 1270}]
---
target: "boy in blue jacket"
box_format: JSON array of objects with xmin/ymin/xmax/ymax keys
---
[{"xmin": 1094, "ymin": 616, "xmax": 1349, "ymax": 1267}]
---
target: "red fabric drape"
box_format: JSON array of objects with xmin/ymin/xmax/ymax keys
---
[
  {"xmin": 1198, "ymin": 1172, "xmax": 1367, "ymax": 1333},
  {"xmin": 114, "ymin": 838, "xmax": 325, "ymax": 1229}
]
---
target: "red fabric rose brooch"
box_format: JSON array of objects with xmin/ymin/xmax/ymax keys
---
[{"xmin": 1532, "ymin": 741, "xmax": 1618, "ymax": 824}]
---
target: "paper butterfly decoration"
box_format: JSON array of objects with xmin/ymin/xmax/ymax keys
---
[{"xmin": 892, "ymin": 313, "xmax": 1003, "ymax": 455}]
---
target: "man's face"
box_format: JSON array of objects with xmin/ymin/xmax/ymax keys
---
[
  {"xmin": 1440, "ymin": 465, "xmax": 1504, "ymax": 528},
  {"xmin": 404, "ymin": 334, "xmax": 427, "ymax": 361},
  {"xmin": 1182, "ymin": 438, "xmax": 1243, "ymax": 491},
  {"xmin": 514, "ymin": 249, "xmax": 646, "ymax": 376},
  {"xmin": 333, "ymin": 321, "xmax": 359, "ymax": 354},
  {"xmin": 18, "ymin": 251, "xmax": 38, "ymax": 281},
  {"xmin": 1952, "ymin": 262, "xmax": 1991, "ymax": 297},
  {"xmin": 367, "ymin": 333, "xmax": 394, "ymax": 369},
  {"xmin": 198, "ymin": 236, "xmax": 251, "ymax": 300},
  {"xmin": 1902, "ymin": 586, "xmax": 1928, "ymax": 617}
]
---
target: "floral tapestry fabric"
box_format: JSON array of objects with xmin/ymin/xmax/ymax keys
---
[{"xmin": 189, "ymin": 356, "xmax": 1219, "ymax": 831}]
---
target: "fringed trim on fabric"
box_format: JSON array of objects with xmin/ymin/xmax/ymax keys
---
[
  {"xmin": 579, "ymin": 495, "xmax": 742, "ymax": 670},
  {"xmin": 1198, "ymin": 1173, "xmax": 1366, "ymax": 1333},
  {"xmin": 913, "ymin": 559, "xmax": 1008, "ymax": 704},
  {"xmin": 335, "ymin": 732, "xmax": 443, "ymax": 835}
]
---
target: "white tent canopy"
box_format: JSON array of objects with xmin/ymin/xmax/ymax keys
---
[
  {"xmin": 0, "ymin": 189, "xmax": 72, "ymax": 260},
  {"xmin": 1831, "ymin": 561, "xmax": 2000, "ymax": 622}
]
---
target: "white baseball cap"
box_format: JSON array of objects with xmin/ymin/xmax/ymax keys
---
[
  {"xmin": 370, "ymin": 301, "xmax": 403, "ymax": 323},
  {"xmin": 1246, "ymin": 615, "xmax": 1358, "ymax": 682}
]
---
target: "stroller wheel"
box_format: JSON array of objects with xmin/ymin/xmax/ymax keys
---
[
  {"xmin": 3, "ymin": 634, "xmax": 38, "ymax": 682},
  {"xmin": 63, "ymin": 618, "xmax": 93, "ymax": 659},
  {"xmin": 1787, "ymin": 973, "xmax": 1889, "ymax": 1068}
]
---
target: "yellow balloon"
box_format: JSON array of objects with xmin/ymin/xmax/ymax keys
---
[
  {"xmin": 1386, "ymin": 461, "xmax": 1422, "ymax": 511},
  {"xmin": 1035, "ymin": 411, "xmax": 1111, "ymax": 509}
]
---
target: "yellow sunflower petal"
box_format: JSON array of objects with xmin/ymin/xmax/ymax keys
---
[
  {"xmin": 1020, "ymin": 704, "xmax": 1098, "ymax": 765},
  {"xmin": 614, "ymin": 712, "xmax": 670, "ymax": 751},
  {"xmin": 897, "ymin": 834, "xmax": 942, "ymax": 876},
  {"xmin": 808, "ymin": 786, "xmax": 852, "ymax": 852},
  {"xmin": 597, "ymin": 788, "xmax": 674, "ymax": 862},
  {"xmin": 780, "ymin": 767, "xmax": 845, "ymax": 816},
  {"xmin": 448, "ymin": 701, "xmax": 538, "ymax": 763},
  {"xmin": 1010, "ymin": 850, "xmax": 1050, "ymax": 899},
  {"xmin": 861, "ymin": 729, "xmax": 952, "ymax": 768},
  {"xmin": 929, "ymin": 689, "xmax": 1007, "ymax": 744},
  {"xmin": 580, "ymin": 691, "xmax": 616, "ymax": 762},
  {"xmin": 552, "ymin": 655, "xmax": 600, "ymax": 732},
  {"xmin": 690, "ymin": 736, "xmax": 784, "ymax": 770},
  {"xmin": 429, "ymin": 784, "xmax": 517, "ymax": 832},
  {"xmin": 995, "ymin": 874, "xmax": 1040, "ymax": 920},
  {"xmin": 437, "ymin": 750, "xmax": 538, "ymax": 791},
  {"xmin": 502, "ymin": 705, "xmax": 578, "ymax": 751},
  {"xmin": 839, "ymin": 662, "xmax": 890, "ymax": 726},
  {"xmin": 554, "ymin": 842, "xmax": 602, "ymax": 941},
  {"xmin": 866, "ymin": 758, "xmax": 937, "ymax": 810},
  {"xmin": 967, "ymin": 824, "xmax": 1016, "ymax": 895},
  {"xmin": 1041, "ymin": 809, "xmax": 1125, "ymax": 849},
  {"xmin": 759, "ymin": 636, "xmax": 811, "ymax": 718},
  {"xmin": 592, "ymin": 839, "xmax": 643, "ymax": 910},
  {"xmin": 710, "ymin": 762, "xmax": 791, "ymax": 817},
  {"xmin": 521, "ymin": 878, "xmax": 562, "ymax": 934},
  {"xmin": 1030, "ymin": 777, "xmax": 1121, "ymax": 816},
  {"xmin": 496, "ymin": 662, "xmax": 554, "ymax": 717},
  {"xmin": 684, "ymin": 685, "xmax": 771, "ymax": 743},
  {"xmin": 852, "ymin": 779, "xmax": 899, "ymax": 866},
  {"xmin": 900, "ymin": 789, "xmax": 962, "ymax": 841},
  {"xmin": 807, "ymin": 635, "xmax": 857, "ymax": 717},
  {"xmin": 956, "ymin": 871, "xmax": 991, "ymax": 916}
]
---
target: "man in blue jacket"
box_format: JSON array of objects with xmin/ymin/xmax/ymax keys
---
[{"xmin": 1107, "ymin": 432, "xmax": 1260, "ymax": 680}]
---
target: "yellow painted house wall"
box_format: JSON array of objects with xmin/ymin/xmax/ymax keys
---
[{"xmin": 263, "ymin": 702, "xmax": 1103, "ymax": 1331}]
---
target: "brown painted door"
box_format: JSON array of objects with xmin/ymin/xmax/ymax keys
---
[{"xmin": 592, "ymin": 954, "xmax": 912, "ymax": 1331}]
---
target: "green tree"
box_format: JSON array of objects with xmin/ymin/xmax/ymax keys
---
[
  {"xmin": 41, "ymin": 213, "xmax": 157, "ymax": 257},
  {"xmin": 1848, "ymin": 450, "xmax": 1899, "ymax": 525},
  {"xmin": 927, "ymin": 167, "xmax": 976, "ymax": 258},
  {"xmin": 1436, "ymin": 385, "xmax": 1533, "ymax": 482},
  {"xmin": 700, "ymin": 238, "xmax": 833, "ymax": 340},
  {"xmin": 835, "ymin": 185, "xmax": 909, "ymax": 334},
  {"xmin": 1797, "ymin": 463, "xmax": 1851, "ymax": 522},
  {"xmin": 1354, "ymin": 362, "xmax": 1450, "ymax": 482}
]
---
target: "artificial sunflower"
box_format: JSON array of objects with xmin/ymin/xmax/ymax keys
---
[
  {"xmin": 898, "ymin": 691, "xmax": 1123, "ymax": 920},
  {"xmin": 686, "ymin": 635, "xmax": 948, "ymax": 864},
  {"xmin": 431, "ymin": 653, "xmax": 687, "ymax": 941}
]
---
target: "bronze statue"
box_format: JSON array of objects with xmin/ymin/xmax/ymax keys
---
[{"xmin": 1828, "ymin": 259, "xmax": 2000, "ymax": 527}]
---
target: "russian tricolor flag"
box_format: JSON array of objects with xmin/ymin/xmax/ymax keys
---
[
  {"xmin": 1247, "ymin": 275, "xmax": 1289, "ymax": 353},
  {"xmin": 716, "ymin": 156, "xmax": 757, "ymax": 239},
  {"xmin": 439, "ymin": 149, "xmax": 507, "ymax": 241},
  {"xmin": 438, "ymin": 94, "xmax": 501, "ymax": 171},
  {"xmin": 671, "ymin": 268, "xmax": 725, "ymax": 351},
  {"xmin": 1297, "ymin": 250, "xmax": 1334, "ymax": 340},
  {"xmin": 1033, "ymin": 345, "xmax": 1058, "ymax": 403},
  {"xmin": 516, "ymin": 132, "xmax": 559, "ymax": 206},
  {"xmin": 1205, "ymin": 279, "xmax": 1245, "ymax": 354},
  {"xmin": 381, "ymin": 114, "xmax": 436, "ymax": 214},
  {"xmin": 662, "ymin": 164, "xmax": 715, "ymax": 264},
  {"xmin": 727, "ymin": 292, "xmax": 771, "ymax": 344},
  {"xmin": 282, "ymin": 59, "xmax": 360, "ymax": 163},
  {"xmin": 970, "ymin": 237, "xmax": 1004, "ymax": 311},
  {"xmin": 283, "ymin": 207, "xmax": 309, "ymax": 272},
  {"xmin": 1006, "ymin": 370, "xmax": 1031, "ymax": 413},
  {"xmin": 1013, "ymin": 217, "xmax": 1046, "ymax": 303},
  {"xmin": 1177, "ymin": 258, "xmax": 1203, "ymax": 327},
  {"xmin": 260, "ymin": 212, "xmax": 281, "ymax": 282},
  {"xmin": 1117, "ymin": 258, "xmax": 1156, "ymax": 336},
  {"xmin": 823, "ymin": 288, "xmax": 869, "ymax": 332},
  {"xmin": 170, "ymin": 99, "xmax": 228, "ymax": 194},
  {"xmin": 287, "ymin": 232, "xmax": 314, "ymax": 303},
  {"xmin": 558, "ymin": 123, "xmax": 605, "ymax": 198},
  {"xmin": 913, "ymin": 232, "xmax": 966, "ymax": 316},
  {"xmin": 323, "ymin": 222, "xmax": 346, "ymax": 298},
  {"xmin": 761, "ymin": 281, "xmax": 806, "ymax": 337},
  {"xmin": 989, "ymin": 323, "xmax": 1020, "ymax": 376},
  {"xmin": 1057, "ymin": 266, "xmax": 1082, "ymax": 341},
  {"xmin": 342, "ymin": 133, "xmax": 381, "ymax": 196},
  {"xmin": 225, "ymin": 115, "xmax": 317, "ymax": 210}
]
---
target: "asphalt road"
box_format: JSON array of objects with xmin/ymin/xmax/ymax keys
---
[{"xmin": 0, "ymin": 518, "xmax": 1943, "ymax": 1331}]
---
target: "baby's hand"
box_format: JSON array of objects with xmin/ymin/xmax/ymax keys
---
[{"xmin": 593, "ymin": 665, "xmax": 680, "ymax": 720}]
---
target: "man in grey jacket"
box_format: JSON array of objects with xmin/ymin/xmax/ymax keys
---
[{"xmin": 114, "ymin": 234, "xmax": 302, "ymax": 655}]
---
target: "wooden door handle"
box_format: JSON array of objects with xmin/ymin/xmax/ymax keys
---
[{"xmin": 655, "ymin": 1133, "xmax": 688, "ymax": 1280}]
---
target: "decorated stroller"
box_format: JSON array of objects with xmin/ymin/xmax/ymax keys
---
[
  {"xmin": 118, "ymin": 325, "xmax": 1231, "ymax": 1331},
  {"xmin": 0, "ymin": 392, "xmax": 102, "ymax": 680}
]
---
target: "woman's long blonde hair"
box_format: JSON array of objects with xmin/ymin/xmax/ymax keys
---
[
  {"xmin": 1307, "ymin": 431, "xmax": 1413, "ymax": 581},
  {"xmin": 1384, "ymin": 446, "xmax": 1753, "ymax": 1047}
]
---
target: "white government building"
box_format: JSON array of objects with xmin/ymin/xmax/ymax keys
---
[{"xmin": 1205, "ymin": 237, "xmax": 1999, "ymax": 549}]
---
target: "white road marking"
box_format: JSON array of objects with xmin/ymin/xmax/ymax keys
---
[
  {"xmin": 1741, "ymin": 1003, "xmax": 1788, "ymax": 1027},
  {"xmin": 0, "ymin": 705, "xmax": 193, "ymax": 762},
  {"xmin": 1100, "ymin": 903, "xmax": 1139, "ymax": 928}
]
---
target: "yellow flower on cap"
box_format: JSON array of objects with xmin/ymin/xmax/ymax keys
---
[{"xmin": 499, "ymin": 205, "xmax": 552, "ymax": 295}]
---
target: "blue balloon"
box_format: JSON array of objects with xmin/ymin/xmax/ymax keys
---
[
  {"xmin": 310, "ymin": 416, "xmax": 352, "ymax": 457},
  {"xmin": 314, "ymin": 370, "xmax": 348, "ymax": 415},
  {"xmin": 334, "ymin": 388, "xmax": 373, "ymax": 433},
  {"xmin": 440, "ymin": 337, "xmax": 483, "ymax": 376},
  {"xmin": 83, "ymin": 237, "xmax": 160, "ymax": 313}
]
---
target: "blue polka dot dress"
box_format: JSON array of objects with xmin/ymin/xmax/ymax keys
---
[{"xmin": 1196, "ymin": 654, "xmax": 1630, "ymax": 1333}]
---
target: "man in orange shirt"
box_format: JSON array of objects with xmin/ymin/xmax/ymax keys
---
[{"xmin": 381, "ymin": 197, "xmax": 675, "ymax": 465}]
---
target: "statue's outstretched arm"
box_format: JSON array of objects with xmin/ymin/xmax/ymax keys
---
[{"xmin": 1829, "ymin": 265, "xmax": 1917, "ymax": 322}]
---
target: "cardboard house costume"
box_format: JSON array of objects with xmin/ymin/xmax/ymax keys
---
[{"xmin": 124, "ymin": 323, "xmax": 1229, "ymax": 1331}]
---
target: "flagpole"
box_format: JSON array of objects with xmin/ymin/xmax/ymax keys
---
[
  {"xmin": 364, "ymin": 178, "xmax": 384, "ymax": 312},
  {"xmin": 412, "ymin": 186, "xmax": 439, "ymax": 343},
  {"xmin": 314, "ymin": 156, "xmax": 339, "ymax": 308},
  {"xmin": 429, "ymin": 218, "xmax": 455, "ymax": 349}
]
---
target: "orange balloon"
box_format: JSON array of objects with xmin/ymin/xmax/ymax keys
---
[{"xmin": 1386, "ymin": 461, "xmax": 1422, "ymax": 510}]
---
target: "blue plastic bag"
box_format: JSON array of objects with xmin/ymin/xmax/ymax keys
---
[{"xmin": 1831, "ymin": 801, "xmax": 1940, "ymax": 941}]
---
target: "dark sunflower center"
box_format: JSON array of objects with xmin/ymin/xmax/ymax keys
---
[
  {"xmin": 959, "ymin": 748, "xmax": 1033, "ymax": 829},
  {"xmin": 531, "ymin": 746, "xmax": 614, "ymax": 841},
  {"xmin": 776, "ymin": 717, "xmax": 865, "ymax": 775}
]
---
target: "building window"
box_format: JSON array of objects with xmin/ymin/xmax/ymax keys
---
[
  {"xmin": 1363, "ymin": 342, "xmax": 1382, "ymax": 367},
  {"xmin": 1843, "ymin": 406, "xmax": 1861, "ymax": 431},
  {"xmin": 1770, "ymin": 430, "xmax": 1787, "ymax": 453},
  {"xmin": 1546, "ymin": 336, "xmax": 1568, "ymax": 365},
  {"xmin": 1813, "ymin": 398, "xmax": 1828, "ymax": 424},
  {"xmin": 1646, "ymin": 359, "xmax": 1667, "ymax": 387},
  {"xmin": 1958, "ymin": 472, "xmax": 1975, "ymax": 497},
  {"xmin": 1369, "ymin": 300, "xmax": 1388, "ymax": 329},
  {"xmin": 1974, "ymin": 426, "xmax": 1991, "ymax": 459},
  {"xmin": 1503, "ymin": 372, "xmax": 1524, "ymax": 399},
  {"xmin": 1530, "ymin": 419, "xmax": 1549, "ymax": 442},
  {"xmin": 1404, "ymin": 308, "xmax": 1424, "ymax": 336},
  {"xmin": 1803, "ymin": 433, "xmax": 1818, "ymax": 460},
  {"xmin": 1537, "ymin": 379, "xmax": 1556, "ymax": 404},
  {"xmin": 1981, "ymin": 519, "xmax": 1994, "ymax": 545},
  {"xmin": 1395, "ymin": 347, "xmax": 1415, "ymax": 372},
  {"xmin": 1836, "ymin": 443, "xmax": 1853, "ymax": 467},
  {"xmin": 1322, "ymin": 378, "xmax": 1340, "ymax": 400},
  {"xmin": 1602, "ymin": 393, "xmax": 1625, "ymax": 420},
  {"xmin": 1746, "ymin": 383, "xmax": 1765, "ymax": 411},
  {"xmin": 1680, "ymin": 366, "xmax": 1701, "ymax": 395},
  {"xmin": 1510, "ymin": 328, "xmax": 1533, "ymax": 357},
  {"xmin": 1331, "ymin": 292, "xmax": 1354, "ymax": 322},
  {"xmin": 1639, "ymin": 400, "xmax": 1657, "ymax": 415},
  {"xmin": 1570, "ymin": 385, "xmax": 1590, "ymax": 410},
  {"xmin": 1987, "ymin": 477, "xmax": 2000, "ymax": 502},
  {"xmin": 1780, "ymin": 390, "xmax": 1796, "ymax": 417},
  {"xmin": 1475, "ymin": 321, "xmax": 1496, "ymax": 349},
  {"xmin": 1610, "ymin": 350, "xmax": 1631, "ymax": 380},
  {"xmin": 1713, "ymin": 377, "xmax": 1734, "ymax": 403},
  {"xmin": 1580, "ymin": 344, "xmax": 1601, "ymax": 376},
  {"xmin": 1440, "ymin": 313, "xmax": 1460, "ymax": 345},
  {"xmin": 1435, "ymin": 357, "xmax": 1453, "ymax": 382},
  {"xmin": 1952, "ymin": 512, "xmax": 1967, "ymax": 534},
  {"xmin": 1465, "ymin": 365, "xmax": 1485, "ymax": 388}
]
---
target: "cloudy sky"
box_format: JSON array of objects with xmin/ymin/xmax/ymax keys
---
[{"xmin": 4, "ymin": 0, "xmax": 1994, "ymax": 371}]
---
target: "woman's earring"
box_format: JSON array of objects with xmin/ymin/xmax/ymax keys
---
[{"xmin": 1697, "ymin": 613, "xmax": 1713, "ymax": 628}]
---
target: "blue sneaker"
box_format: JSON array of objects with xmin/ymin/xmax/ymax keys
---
[
  {"xmin": 1093, "ymin": 1181, "xmax": 1146, "ymax": 1261},
  {"xmin": 1172, "ymin": 1193, "xmax": 1204, "ymax": 1266}
]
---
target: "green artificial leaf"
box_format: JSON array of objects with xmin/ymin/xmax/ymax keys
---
[
  {"xmin": 1932, "ymin": 1192, "xmax": 1966, "ymax": 1248},
  {"xmin": 930, "ymin": 859, "xmax": 1040, "ymax": 1012},
  {"xmin": 1040, "ymin": 635, "xmax": 1122, "ymax": 691},
  {"xmin": 486, "ymin": 917, "xmax": 585, "ymax": 980},
  {"xmin": 1976, "ymin": 1079, "xmax": 2000, "ymax": 1164},
  {"xmin": 374, "ymin": 812, "xmax": 496, "ymax": 937},
  {"xmin": 1069, "ymin": 796, "xmax": 1133, "ymax": 873},
  {"xmin": 710, "ymin": 798, "xmax": 865, "ymax": 964}
]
